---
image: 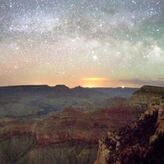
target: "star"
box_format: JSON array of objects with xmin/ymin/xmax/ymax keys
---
[
  {"xmin": 0, "ymin": 0, "xmax": 163, "ymax": 87},
  {"xmin": 93, "ymin": 55, "xmax": 98, "ymax": 61}
]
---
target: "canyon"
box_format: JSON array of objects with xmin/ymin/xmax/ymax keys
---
[{"xmin": 0, "ymin": 85, "xmax": 163, "ymax": 163}]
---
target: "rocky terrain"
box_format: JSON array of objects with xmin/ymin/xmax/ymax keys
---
[
  {"xmin": 0, "ymin": 85, "xmax": 137, "ymax": 163},
  {"xmin": 0, "ymin": 85, "xmax": 137, "ymax": 118},
  {"xmin": 131, "ymin": 85, "xmax": 164, "ymax": 108},
  {"xmin": 1, "ymin": 85, "xmax": 163, "ymax": 164},
  {"xmin": 95, "ymin": 86, "xmax": 164, "ymax": 164},
  {"xmin": 0, "ymin": 106, "xmax": 140, "ymax": 164}
]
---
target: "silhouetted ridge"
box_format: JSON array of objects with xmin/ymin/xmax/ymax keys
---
[
  {"xmin": 135, "ymin": 85, "xmax": 164, "ymax": 94},
  {"xmin": 73, "ymin": 86, "xmax": 84, "ymax": 90},
  {"xmin": 53, "ymin": 85, "xmax": 70, "ymax": 91},
  {"xmin": 0, "ymin": 85, "xmax": 49, "ymax": 89},
  {"xmin": 131, "ymin": 85, "xmax": 164, "ymax": 107}
]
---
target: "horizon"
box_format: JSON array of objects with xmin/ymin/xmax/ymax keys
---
[
  {"xmin": 0, "ymin": 81, "xmax": 164, "ymax": 88},
  {"xmin": 0, "ymin": 83, "xmax": 133, "ymax": 88},
  {"xmin": 0, "ymin": 83, "xmax": 164, "ymax": 89}
]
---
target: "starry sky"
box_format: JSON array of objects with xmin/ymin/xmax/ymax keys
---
[{"xmin": 0, "ymin": 0, "xmax": 164, "ymax": 87}]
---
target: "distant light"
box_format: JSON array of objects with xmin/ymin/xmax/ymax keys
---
[
  {"xmin": 122, "ymin": 86, "xmax": 125, "ymax": 89},
  {"xmin": 93, "ymin": 55, "xmax": 98, "ymax": 61}
]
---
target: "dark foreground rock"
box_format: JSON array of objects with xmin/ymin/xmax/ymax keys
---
[{"xmin": 95, "ymin": 97, "xmax": 164, "ymax": 164}]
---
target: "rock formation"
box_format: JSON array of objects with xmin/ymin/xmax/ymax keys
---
[
  {"xmin": 95, "ymin": 94, "xmax": 164, "ymax": 164},
  {"xmin": 131, "ymin": 85, "xmax": 164, "ymax": 108}
]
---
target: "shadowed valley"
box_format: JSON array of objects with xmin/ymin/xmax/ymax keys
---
[{"xmin": 0, "ymin": 85, "xmax": 164, "ymax": 163}]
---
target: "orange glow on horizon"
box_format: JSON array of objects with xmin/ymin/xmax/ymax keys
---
[
  {"xmin": 82, "ymin": 77, "xmax": 110, "ymax": 88},
  {"xmin": 2, "ymin": 76, "xmax": 140, "ymax": 88}
]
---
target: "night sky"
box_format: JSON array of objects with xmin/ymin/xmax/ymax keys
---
[{"xmin": 0, "ymin": 0, "xmax": 164, "ymax": 87}]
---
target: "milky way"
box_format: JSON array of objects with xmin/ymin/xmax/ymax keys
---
[{"xmin": 0, "ymin": 0, "xmax": 164, "ymax": 87}]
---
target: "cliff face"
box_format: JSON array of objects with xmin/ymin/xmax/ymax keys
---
[
  {"xmin": 95, "ymin": 95, "xmax": 164, "ymax": 164},
  {"xmin": 130, "ymin": 85, "xmax": 164, "ymax": 108}
]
